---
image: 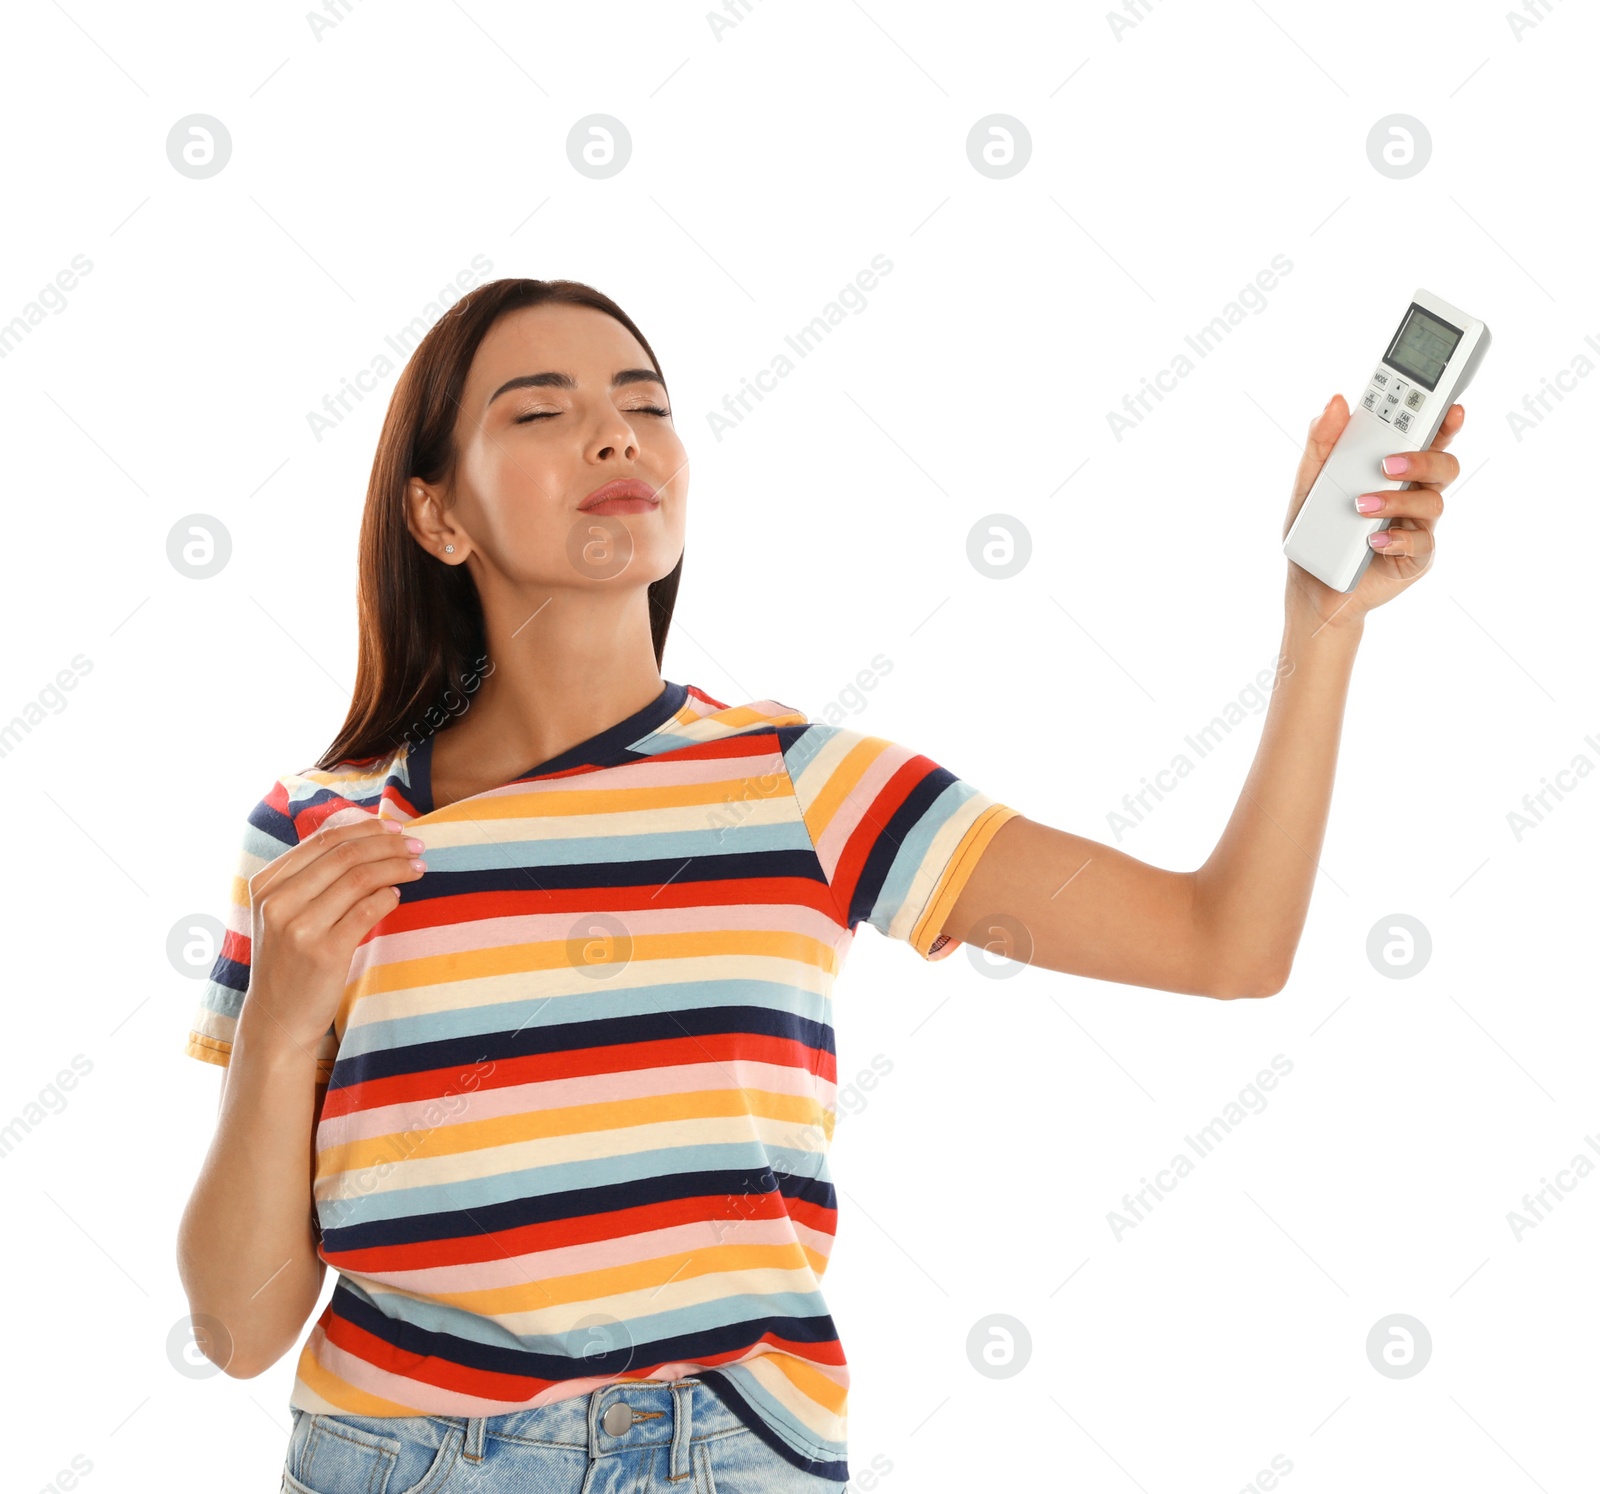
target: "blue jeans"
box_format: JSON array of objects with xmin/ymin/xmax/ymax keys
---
[{"xmin": 279, "ymin": 1376, "xmax": 848, "ymax": 1493}]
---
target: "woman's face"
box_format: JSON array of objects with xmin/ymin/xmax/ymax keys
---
[{"xmin": 416, "ymin": 301, "xmax": 687, "ymax": 591}]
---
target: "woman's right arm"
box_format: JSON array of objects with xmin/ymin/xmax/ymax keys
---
[
  {"xmin": 179, "ymin": 1016, "xmax": 331, "ymax": 1377},
  {"xmin": 176, "ymin": 817, "xmax": 426, "ymax": 1378}
]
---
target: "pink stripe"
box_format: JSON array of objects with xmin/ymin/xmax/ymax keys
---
[
  {"xmin": 318, "ymin": 1057, "xmax": 838, "ymax": 1148},
  {"xmin": 357, "ymin": 1215, "xmax": 812, "ymax": 1294},
  {"xmin": 347, "ymin": 899, "xmax": 845, "ymax": 972},
  {"xmin": 458, "ymin": 745, "xmax": 788, "ymax": 801},
  {"xmin": 812, "ymin": 740, "xmax": 916, "ymax": 871},
  {"xmin": 300, "ymin": 1326, "xmax": 574, "ymax": 1415}
]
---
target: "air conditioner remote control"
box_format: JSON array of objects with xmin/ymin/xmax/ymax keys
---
[{"xmin": 1284, "ymin": 289, "xmax": 1491, "ymax": 592}]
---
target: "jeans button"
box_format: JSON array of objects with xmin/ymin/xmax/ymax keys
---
[{"xmin": 602, "ymin": 1401, "xmax": 632, "ymax": 1436}]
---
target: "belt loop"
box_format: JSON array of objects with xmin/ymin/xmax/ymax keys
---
[
  {"xmin": 462, "ymin": 1416, "xmax": 486, "ymax": 1462},
  {"xmin": 669, "ymin": 1380, "xmax": 694, "ymax": 1482}
]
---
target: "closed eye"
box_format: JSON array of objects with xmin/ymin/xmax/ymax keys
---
[{"xmin": 514, "ymin": 405, "xmax": 671, "ymax": 424}]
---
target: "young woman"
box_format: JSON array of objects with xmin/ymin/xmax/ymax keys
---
[{"xmin": 176, "ymin": 278, "xmax": 1465, "ymax": 1493}]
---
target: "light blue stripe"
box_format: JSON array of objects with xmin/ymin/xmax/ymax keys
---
[
  {"xmin": 335, "ymin": 1276, "xmax": 832, "ymax": 1358},
  {"xmin": 422, "ymin": 818, "xmax": 814, "ymax": 873},
  {"xmin": 321, "ymin": 1137, "xmax": 829, "ymax": 1231},
  {"xmin": 778, "ymin": 723, "xmax": 838, "ymax": 780},
  {"xmin": 340, "ymin": 975, "xmax": 834, "ymax": 1061},
  {"xmin": 866, "ymin": 778, "xmax": 978, "ymax": 935},
  {"xmin": 715, "ymin": 1360, "xmax": 847, "ymax": 1463},
  {"xmin": 630, "ymin": 725, "xmax": 711, "ymax": 754}
]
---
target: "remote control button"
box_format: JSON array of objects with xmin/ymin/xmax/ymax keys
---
[
  {"xmin": 1361, "ymin": 387, "xmax": 1382, "ymax": 412},
  {"xmin": 1376, "ymin": 401, "xmax": 1394, "ymax": 422},
  {"xmin": 1394, "ymin": 410, "xmax": 1413, "ymax": 434},
  {"xmin": 1372, "ymin": 369, "xmax": 1390, "ymax": 387},
  {"xmin": 1392, "ymin": 379, "xmax": 1410, "ymax": 399},
  {"xmin": 1383, "ymin": 391, "xmax": 1401, "ymax": 409},
  {"xmin": 1405, "ymin": 388, "xmax": 1425, "ymax": 411}
]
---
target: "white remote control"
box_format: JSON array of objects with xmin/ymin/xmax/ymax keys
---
[{"xmin": 1284, "ymin": 289, "xmax": 1490, "ymax": 592}]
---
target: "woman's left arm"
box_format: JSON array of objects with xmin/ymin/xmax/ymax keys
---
[{"xmin": 944, "ymin": 395, "xmax": 1467, "ymax": 1001}]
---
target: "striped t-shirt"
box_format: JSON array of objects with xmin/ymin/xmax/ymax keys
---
[{"xmin": 184, "ymin": 681, "xmax": 1018, "ymax": 1482}]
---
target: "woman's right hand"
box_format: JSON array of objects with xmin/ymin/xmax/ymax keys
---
[{"xmin": 240, "ymin": 817, "xmax": 426, "ymax": 1057}]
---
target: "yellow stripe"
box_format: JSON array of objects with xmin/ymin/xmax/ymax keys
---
[
  {"xmin": 439, "ymin": 1242, "xmax": 823, "ymax": 1314},
  {"xmin": 425, "ymin": 771, "xmax": 794, "ymax": 825},
  {"xmin": 347, "ymin": 926, "xmax": 838, "ymax": 1001},
  {"xmin": 321, "ymin": 1085, "xmax": 830, "ymax": 1173},
  {"xmin": 184, "ymin": 1032, "xmax": 336, "ymax": 1081},
  {"xmin": 294, "ymin": 1349, "xmax": 427, "ymax": 1417},
  {"xmin": 801, "ymin": 734, "xmax": 889, "ymax": 855},
  {"xmin": 909, "ymin": 802, "xmax": 1021, "ymax": 956},
  {"xmin": 765, "ymin": 1350, "xmax": 849, "ymax": 1417},
  {"xmin": 693, "ymin": 702, "xmax": 807, "ymax": 732},
  {"xmin": 184, "ymin": 1034, "xmax": 229, "ymax": 1068}
]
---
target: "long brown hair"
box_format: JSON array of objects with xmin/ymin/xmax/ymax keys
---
[{"xmin": 315, "ymin": 278, "xmax": 683, "ymax": 771}]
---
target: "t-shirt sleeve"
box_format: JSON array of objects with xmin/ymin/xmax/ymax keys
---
[
  {"xmin": 781, "ymin": 723, "xmax": 1021, "ymax": 961},
  {"xmin": 183, "ymin": 780, "xmax": 337, "ymax": 1081}
]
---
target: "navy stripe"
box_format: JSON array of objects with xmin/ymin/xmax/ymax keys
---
[
  {"xmin": 696, "ymin": 1370, "xmax": 850, "ymax": 1483},
  {"xmin": 332, "ymin": 1276, "xmax": 842, "ymax": 1375},
  {"xmin": 407, "ymin": 681, "xmax": 689, "ymax": 815},
  {"xmin": 847, "ymin": 762, "xmax": 958, "ymax": 932},
  {"xmin": 321, "ymin": 1163, "xmax": 837, "ymax": 1253},
  {"xmin": 393, "ymin": 848, "xmax": 828, "ymax": 904},
  {"xmin": 329, "ymin": 1000, "xmax": 837, "ymax": 1090}
]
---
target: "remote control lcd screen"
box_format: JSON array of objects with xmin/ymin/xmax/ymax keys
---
[{"xmin": 1384, "ymin": 304, "xmax": 1464, "ymax": 390}]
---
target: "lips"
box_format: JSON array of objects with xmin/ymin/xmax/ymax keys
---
[{"xmin": 579, "ymin": 479, "xmax": 661, "ymax": 515}]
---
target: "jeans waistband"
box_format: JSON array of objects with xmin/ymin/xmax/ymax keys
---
[{"xmin": 304, "ymin": 1375, "xmax": 748, "ymax": 1479}]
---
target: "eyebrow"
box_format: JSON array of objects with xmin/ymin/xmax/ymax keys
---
[{"xmin": 486, "ymin": 367, "xmax": 665, "ymax": 409}]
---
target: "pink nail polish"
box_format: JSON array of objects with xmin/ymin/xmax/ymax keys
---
[
  {"xmin": 1382, "ymin": 455, "xmax": 1409, "ymax": 476},
  {"xmin": 1355, "ymin": 494, "xmax": 1384, "ymax": 514},
  {"xmin": 1369, "ymin": 532, "xmax": 1392, "ymax": 549}
]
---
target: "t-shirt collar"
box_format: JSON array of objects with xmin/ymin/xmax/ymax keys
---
[{"xmin": 405, "ymin": 679, "xmax": 689, "ymax": 815}]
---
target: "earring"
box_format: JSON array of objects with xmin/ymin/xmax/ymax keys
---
[{"xmin": 445, "ymin": 545, "xmax": 455, "ymax": 554}]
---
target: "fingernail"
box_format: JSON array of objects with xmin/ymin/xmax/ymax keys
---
[
  {"xmin": 405, "ymin": 837, "xmax": 425, "ymax": 853},
  {"xmin": 1369, "ymin": 532, "xmax": 1393, "ymax": 549},
  {"xmin": 1355, "ymin": 494, "xmax": 1384, "ymax": 514},
  {"xmin": 1382, "ymin": 455, "xmax": 1409, "ymax": 476},
  {"xmin": 383, "ymin": 820, "xmax": 404, "ymax": 832}
]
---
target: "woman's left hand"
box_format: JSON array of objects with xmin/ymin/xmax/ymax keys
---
[{"xmin": 1282, "ymin": 393, "xmax": 1467, "ymax": 629}]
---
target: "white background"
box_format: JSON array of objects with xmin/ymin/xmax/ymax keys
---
[{"xmin": 1, "ymin": 2, "xmax": 1595, "ymax": 1490}]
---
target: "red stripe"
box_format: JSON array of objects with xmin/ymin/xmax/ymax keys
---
[
  {"xmin": 827, "ymin": 753, "xmax": 935, "ymax": 918},
  {"xmin": 372, "ymin": 872, "xmax": 837, "ymax": 942},
  {"xmin": 323, "ymin": 1027, "xmax": 838, "ymax": 1120},
  {"xmin": 317, "ymin": 1306, "xmax": 842, "ymax": 1401},
  {"xmin": 324, "ymin": 1188, "xmax": 812, "ymax": 1274}
]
